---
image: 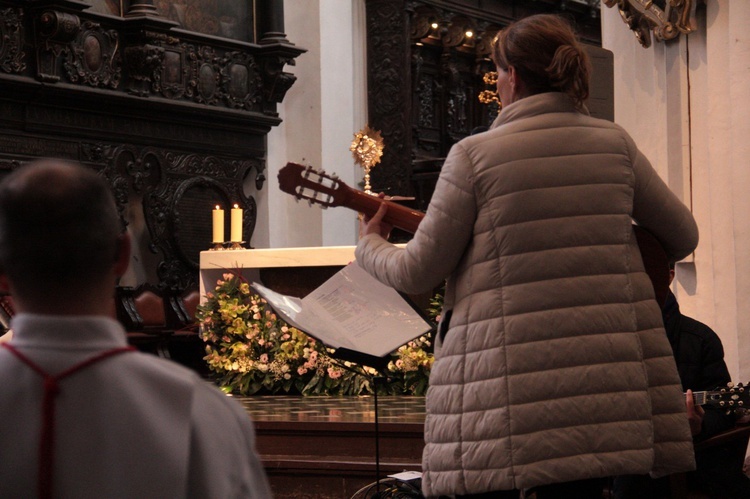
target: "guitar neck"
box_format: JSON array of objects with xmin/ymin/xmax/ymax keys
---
[{"xmin": 341, "ymin": 185, "xmax": 425, "ymax": 234}]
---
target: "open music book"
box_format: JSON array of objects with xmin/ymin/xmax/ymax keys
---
[{"xmin": 251, "ymin": 262, "xmax": 434, "ymax": 369}]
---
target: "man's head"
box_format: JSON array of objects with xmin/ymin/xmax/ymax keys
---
[{"xmin": 0, "ymin": 159, "xmax": 128, "ymax": 313}]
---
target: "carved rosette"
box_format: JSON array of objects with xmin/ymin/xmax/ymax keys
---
[{"xmin": 0, "ymin": 8, "xmax": 25, "ymax": 74}]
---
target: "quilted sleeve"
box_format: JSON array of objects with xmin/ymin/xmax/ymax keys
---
[
  {"xmin": 355, "ymin": 141, "xmax": 477, "ymax": 294},
  {"xmin": 629, "ymin": 138, "xmax": 699, "ymax": 261}
]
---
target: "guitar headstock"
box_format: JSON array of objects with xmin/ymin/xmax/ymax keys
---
[
  {"xmin": 278, "ymin": 162, "xmax": 346, "ymax": 208},
  {"xmin": 702, "ymin": 383, "xmax": 750, "ymax": 415}
]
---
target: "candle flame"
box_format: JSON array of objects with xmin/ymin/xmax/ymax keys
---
[
  {"xmin": 233, "ymin": 204, "xmax": 239, "ymax": 209},
  {"xmin": 215, "ymin": 205, "xmax": 220, "ymax": 210}
]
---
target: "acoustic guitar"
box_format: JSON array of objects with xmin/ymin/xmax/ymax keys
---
[
  {"xmin": 279, "ymin": 162, "xmax": 747, "ymax": 412},
  {"xmin": 277, "ymin": 162, "xmax": 670, "ymax": 304}
]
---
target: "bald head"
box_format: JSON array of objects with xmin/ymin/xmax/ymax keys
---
[{"xmin": 0, "ymin": 159, "xmax": 125, "ymax": 311}]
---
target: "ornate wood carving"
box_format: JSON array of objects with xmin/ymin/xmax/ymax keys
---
[
  {"xmin": 0, "ymin": 7, "xmax": 25, "ymax": 74},
  {"xmin": 0, "ymin": 0, "xmax": 305, "ymax": 292},
  {"xmin": 367, "ymin": 0, "xmax": 601, "ymax": 208},
  {"xmin": 65, "ymin": 19, "xmax": 121, "ymax": 88},
  {"xmin": 365, "ymin": 0, "xmax": 412, "ymax": 197},
  {"xmin": 603, "ymin": 0, "xmax": 698, "ymax": 48}
]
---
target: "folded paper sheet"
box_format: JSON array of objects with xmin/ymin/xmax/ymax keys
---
[{"xmin": 252, "ymin": 262, "xmax": 433, "ymax": 359}]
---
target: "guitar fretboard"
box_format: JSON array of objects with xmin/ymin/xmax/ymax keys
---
[{"xmin": 692, "ymin": 391, "xmax": 709, "ymax": 405}]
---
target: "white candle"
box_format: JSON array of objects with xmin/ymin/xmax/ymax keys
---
[
  {"xmin": 231, "ymin": 203, "xmax": 243, "ymax": 242},
  {"xmin": 212, "ymin": 205, "xmax": 224, "ymax": 243}
]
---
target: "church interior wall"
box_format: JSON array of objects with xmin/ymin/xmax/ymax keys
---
[
  {"xmin": 254, "ymin": 0, "xmax": 368, "ymax": 249},
  {"xmin": 254, "ymin": 1, "xmax": 749, "ymax": 380},
  {"xmin": 603, "ymin": 1, "xmax": 750, "ymax": 382}
]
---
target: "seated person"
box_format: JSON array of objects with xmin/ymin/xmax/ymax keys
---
[{"xmin": 613, "ymin": 264, "xmax": 750, "ymax": 498}]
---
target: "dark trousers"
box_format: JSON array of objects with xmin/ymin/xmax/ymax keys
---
[{"xmin": 456, "ymin": 477, "xmax": 606, "ymax": 499}]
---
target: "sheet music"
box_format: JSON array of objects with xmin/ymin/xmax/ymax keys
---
[{"xmin": 252, "ymin": 262, "xmax": 433, "ymax": 358}]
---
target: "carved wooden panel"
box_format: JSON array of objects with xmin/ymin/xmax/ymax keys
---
[
  {"xmin": 365, "ymin": 0, "xmax": 413, "ymax": 197},
  {"xmin": 366, "ymin": 0, "xmax": 602, "ymax": 209},
  {"xmin": 0, "ymin": 0, "xmax": 304, "ymax": 292}
]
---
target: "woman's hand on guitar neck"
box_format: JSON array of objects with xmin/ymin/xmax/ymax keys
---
[
  {"xmin": 359, "ymin": 193, "xmax": 393, "ymax": 240},
  {"xmin": 686, "ymin": 389, "xmax": 705, "ymax": 436}
]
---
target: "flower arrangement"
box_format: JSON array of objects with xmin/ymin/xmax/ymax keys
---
[{"xmin": 196, "ymin": 271, "xmax": 438, "ymax": 396}]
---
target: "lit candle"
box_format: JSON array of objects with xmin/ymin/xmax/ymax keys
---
[
  {"xmin": 212, "ymin": 205, "xmax": 224, "ymax": 243},
  {"xmin": 231, "ymin": 203, "xmax": 243, "ymax": 242}
]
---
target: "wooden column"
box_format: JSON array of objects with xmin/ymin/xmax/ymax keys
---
[
  {"xmin": 124, "ymin": 0, "xmax": 159, "ymax": 17},
  {"xmin": 257, "ymin": 0, "xmax": 289, "ymax": 44}
]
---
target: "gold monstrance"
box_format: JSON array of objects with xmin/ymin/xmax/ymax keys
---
[{"xmin": 350, "ymin": 126, "xmax": 384, "ymax": 194}]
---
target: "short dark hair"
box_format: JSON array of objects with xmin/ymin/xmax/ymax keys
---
[
  {"xmin": 0, "ymin": 159, "xmax": 122, "ymax": 298},
  {"xmin": 492, "ymin": 14, "xmax": 591, "ymax": 110}
]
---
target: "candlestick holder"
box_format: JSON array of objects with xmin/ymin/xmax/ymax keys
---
[
  {"xmin": 229, "ymin": 241, "xmax": 245, "ymax": 250},
  {"xmin": 210, "ymin": 242, "xmax": 226, "ymax": 251}
]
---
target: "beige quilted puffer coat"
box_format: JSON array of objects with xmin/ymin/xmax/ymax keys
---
[{"xmin": 355, "ymin": 92, "xmax": 698, "ymax": 497}]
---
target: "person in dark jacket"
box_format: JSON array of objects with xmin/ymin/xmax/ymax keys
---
[{"xmin": 614, "ymin": 265, "xmax": 750, "ymax": 498}]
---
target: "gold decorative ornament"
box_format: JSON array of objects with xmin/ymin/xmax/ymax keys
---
[
  {"xmin": 478, "ymin": 71, "xmax": 500, "ymax": 108},
  {"xmin": 603, "ymin": 0, "xmax": 698, "ymax": 49},
  {"xmin": 350, "ymin": 126, "xmax": 384, "ymax": 194}
]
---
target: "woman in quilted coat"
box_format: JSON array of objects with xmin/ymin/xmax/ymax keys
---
[{"xmin": 356, "ymin": 14, "xmax": 698, "ymax": 499}]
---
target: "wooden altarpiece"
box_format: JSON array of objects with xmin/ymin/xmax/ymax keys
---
[
  {"xmin": 0, "ymin": 0, "xmax": 305, "ymax": 292},
  {"xmin": 364, "ymin": 0, "xmax": 605, "ymax": 211}
]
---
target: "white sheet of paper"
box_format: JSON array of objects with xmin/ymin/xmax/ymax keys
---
[{"xmin": 252, "ymin": 262, "xmax": 433, "ymax": 358}]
